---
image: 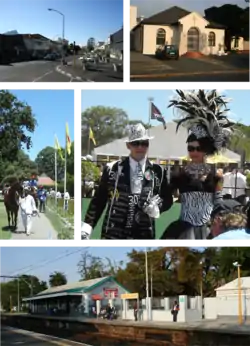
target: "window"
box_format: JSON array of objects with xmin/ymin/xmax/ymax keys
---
[
  {"xmin": 156, "ymin": 28, "xmax": 166, "ymax": 45},
  {"xmin": 208, "ymin": 32, "xmax": 216, "ymax": 47}
]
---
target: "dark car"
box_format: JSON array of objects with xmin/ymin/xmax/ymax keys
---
[{"xmin": 155, "ymin": 44, "xmax": 179, "ymax": 60}]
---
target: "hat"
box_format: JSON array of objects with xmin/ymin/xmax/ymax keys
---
[
  {"xmin": 125, "ymin": 123, "xmax": 154, "ymax": 143},
  {"xmin": 168, "ymin": 90, "xmax": 236, "ymax": 154},
  {"xmin": 211, "ymin": 199, "xmax": 242, "ymax": 219}
]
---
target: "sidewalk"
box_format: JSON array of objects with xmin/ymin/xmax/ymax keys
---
[
  {"xmin": 57, "ymin": 60, "xmax": 123, "ymax": 82},
  {"xmin": 11, "ymin": 212, "xmax": 58, "ymax": 240}
]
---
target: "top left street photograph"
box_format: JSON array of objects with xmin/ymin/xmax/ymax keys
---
[{"xmin": 0, "ymin": 0, "xmax": 124, "ymax": 83}]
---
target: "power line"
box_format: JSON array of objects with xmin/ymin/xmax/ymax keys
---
[
  {"xmin": 6, "ymin": 248, "xmax": 87, "ymax": 277},
  {"xmin": 6, "ymin": 249, "xmax": 72, "ymax": 275}
]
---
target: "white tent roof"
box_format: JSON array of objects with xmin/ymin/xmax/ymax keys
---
[
  {"xmin": 216, "ymin": 277, "xmax": 250, "ymax": 291},
  {"xmin": 93, "ymin": 123, "xmax": 241, "ymax": 162}
]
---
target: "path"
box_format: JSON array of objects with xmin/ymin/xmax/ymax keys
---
[{"xmin": 11, "ymin": 212, "xmax": 58, "ymax": 240}]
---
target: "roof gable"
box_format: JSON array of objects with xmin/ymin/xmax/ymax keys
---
[
  {"xmin": 36, "ymin": 276, "xmax": 112, "ymax": 297},
  {"xmin": 140, "ymin": 6, "xmax": 191, "ymax": 25},
  {"xmin": 132, "ymin": 6, "xmax": 225, "ymax": 31},
  {"xmin": 216, "ymin": 277, "xmax": 250, "ymax": 291}
]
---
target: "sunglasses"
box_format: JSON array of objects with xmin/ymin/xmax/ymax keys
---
[
  {"xmin": 130, "ymin": 141, "xmax": 149, "ymax": 148},
  {"xmin": 187, "ymin": 145, "xmax": 202, "ymax": 152}
]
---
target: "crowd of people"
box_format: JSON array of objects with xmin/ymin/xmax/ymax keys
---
[{"xmin": 82, "ymin": 89, "xmax": 250, "ymax": 240}]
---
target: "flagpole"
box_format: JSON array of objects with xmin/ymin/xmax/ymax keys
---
[
  {"xmin": 55, "ymin": 140, "xmax": 57, "ymax": 207},
  {"xmin": 87, "ymin": 127, "xmax": 91, "ymax": 155},
  {"xmin": 64, "ymin": 130, "xmax": 67, "ymax": 210},
  {"xmin": 148, "ymin": 97, "xmax": 153, "ymax": 136}
]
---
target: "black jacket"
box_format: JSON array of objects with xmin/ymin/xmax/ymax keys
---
[{"xmin": 84, "ymin": 157, "xmax": 173, "ymax": 239}]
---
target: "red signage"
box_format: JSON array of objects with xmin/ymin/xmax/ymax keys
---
[
  {"xmin": 92, "ymin": 294, "xmax": 103, "ymax": 300},
  {"xmin": 103, "ymin": 287, "xmax": 118, "ymax": 298}
]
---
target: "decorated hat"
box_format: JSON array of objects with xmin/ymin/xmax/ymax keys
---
[
  {"xmin": 168, "ymin": 90, "xmax": 236, "ymax": 153},
  {"xmin": 125, "ymin": 123, "xmax": 154, "ymax": 143}
]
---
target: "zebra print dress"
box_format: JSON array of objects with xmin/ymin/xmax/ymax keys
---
[{"xmin": 162, "ymin": 165, "xmax": 223, "ymax": 239}]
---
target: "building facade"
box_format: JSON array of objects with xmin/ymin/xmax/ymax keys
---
[
  {"xmin": 22, "ymin": 276, "xmax": 130, "ymax": 317},
  {"xmin": 131, "ymin": 6, "xmax": 226, "ymax": 56}
]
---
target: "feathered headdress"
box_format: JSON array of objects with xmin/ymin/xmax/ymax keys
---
[{"xmin": 168, "ymin": 90, "xmax": 236, "ymax": 152}]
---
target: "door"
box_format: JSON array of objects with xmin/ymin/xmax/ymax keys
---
[{"xmin": 187, "ymin": 27, "xmax": 199, "ymax": 52}]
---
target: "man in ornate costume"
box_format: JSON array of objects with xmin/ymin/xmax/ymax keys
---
[
  {"xmin": 83, "ymin": 123, "xmax": 173, "ymax": 239},
  {"xmin": 161, "ymin": 89, "xmax": 236, "ymax": 239}
]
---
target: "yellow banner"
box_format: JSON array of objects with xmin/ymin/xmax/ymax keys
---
[{"xmin": 121, "ymin": 293, "xmax": 139, "ymax": 299}]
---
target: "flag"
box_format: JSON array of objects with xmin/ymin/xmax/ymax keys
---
[
  {"xmin": 89, "ymin": 127, "xmax": 96, "ymax": 146},
  {"xmin": 66, "ymin": 123, "xmax": 71, "ymax": 155},
  {"xmin": 151, "ymin": 102, "xmax": 167, "ymax": 129},
  {"xmin": 55, "ymin": 135, "xmax": 64, "ymax": 160}
]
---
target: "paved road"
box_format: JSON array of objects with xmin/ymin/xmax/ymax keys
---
[
  {"xmin": 0, "ymin": 60, "xmax": 74, "ymax": 82},
  {"xmin": 125, "ymin": 73, "xmax": 250, "ymax": 88},
  {"xmin": 1, "ymin": 327, "xmax": 92, "ymax": 346},
  {"xmin": 11, "ymin": 211, "xmax": 57, "ymax": 240}
]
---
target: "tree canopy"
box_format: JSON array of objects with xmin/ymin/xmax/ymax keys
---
[
  {"xmin": 81, "ymin": 106, "xmax": 150, "ymax": 155},
  {"xmin": 0, "ymin": 90, "xmax": 74, "ymax": 194},
  {"xmin": 0, "ymin": 90, "xmax": 37, "ymax": 162},
  {"xmin": 49, "ymin": 272, "xmax": 67, "ymax": 287}
]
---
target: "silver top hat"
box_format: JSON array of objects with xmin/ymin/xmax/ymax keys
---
[{"xmin": 125, "ymin": 123, "xmax": 154, "ymax": 143}]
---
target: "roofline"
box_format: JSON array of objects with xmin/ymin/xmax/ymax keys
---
[
  {"xmin": 22, "ymin": 292, "xmax": 84, "ymax": 301},
  {"xmin": 23, "ymin": 276, "xmax": 131, "ymax": 301}
]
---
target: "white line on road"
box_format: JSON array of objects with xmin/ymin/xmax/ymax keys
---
[
  {"xmin": 32, "ymin": 70, "xmax": 54, "ymax": 82},
  {"xmin": 3, "ymin": 326, "xmax": 93, "ymax": 346}
]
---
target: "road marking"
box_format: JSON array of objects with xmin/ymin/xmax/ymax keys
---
[
  {"xmin": 32, "ymin": 70, "xmax": 53, "ymax": 82},
  {"xmin": 130, "ymin": 68, "xmax": 249, "ymax": 79},
  {"xmin": 3, "ymin": 326, "xmax": 92, "ymax": 346}
]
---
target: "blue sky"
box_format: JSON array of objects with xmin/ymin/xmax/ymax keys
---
[
  {"xmin": 1, "ymin": 247, "xmax": 202, "ymax": 284},
  {"xmin": 0, "ymin": 245, "xmax": 152, "ymax": 282},
  {"xmin": 131, "ymin": 0, "xmax": 245, "ymax": 17},
  {"xmin": 9, "ymin": 90, "xmax": 74, "ymax": 160},
  {"xmin": 82, "ymin": 90, "xmax": 250, "ymax": 126},
  {"xmin": 1, "ymin": 0, "xmax": 123, "ymax": 45}
]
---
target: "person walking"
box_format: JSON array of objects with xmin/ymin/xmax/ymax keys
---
[
  {"xmin": 133, "ymin": 302, "xmax": 138, "ymax": 321},
  {"xmin": 19, "ymin": 187, "xmax": 38, "ymax": 236}
]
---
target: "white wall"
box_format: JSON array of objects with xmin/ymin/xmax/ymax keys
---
[{"xmin": 130, "ymin": 6, "xmax": 137, "ymax": 30}]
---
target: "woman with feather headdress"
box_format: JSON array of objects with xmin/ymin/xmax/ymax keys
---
[{"xmin": 161, "ymin": 89, "xmax": 236, "ymax": 240}]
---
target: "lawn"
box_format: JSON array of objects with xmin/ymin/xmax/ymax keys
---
[
  {"xmin": 0, "ymin": 200, "xmax": 12, "ymax": 239},
  {"xmin": 82, "ymin": 198, "xmax": 181, "ymax": 239},
  {"xmin": 46, "ymin": 198, "xmax": 74, "ymax": 239}
]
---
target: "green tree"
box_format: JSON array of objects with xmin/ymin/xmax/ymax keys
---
[
  {"xmin": 81, "ymin": 106, "xmax": 150, "ymax": 155},
  {"xmin": 49, "ymin": 272, "xmax": 67, "ymax": 287},
  {"xmin": 0, "ymin": 90, "xmax": 37, "ymax": 162},
  {"xmin": 35, "ymin": 146, "xmax": 63, "ymax": 180},
  {"xmin": 0, "ymin": 275, "xmax": 47, "ymax": 311}
]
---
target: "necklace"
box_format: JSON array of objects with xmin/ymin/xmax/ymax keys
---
[{"xmin": 184, "ymin": 162, "xmax": 211, "ymax": 180}]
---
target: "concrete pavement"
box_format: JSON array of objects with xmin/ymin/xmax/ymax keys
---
[
  {"xmin": 11, "ymin": 211, "xmax": 57, "ymax": 240},
  {"xmin": 0, "ymin": 59, "xmax": 78, "ymax": 82},
  {"xmin": 1, "ymin": 327, "xmax": 93, "ymax": 346},
  {"xmin": 127, "ymin": 72, "xmax": 250, "ymax": 88}
]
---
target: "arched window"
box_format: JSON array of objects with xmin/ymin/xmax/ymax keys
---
[
  {"xmin": 187, "ymin": 27, "xmax": 199, "ymax": 51},
  {"xmin": 208, "ymin": 32, "xmax": 216, "ymax": 47},
  {"xmin": 156, "ymin": 28, "xmax": 166, "ymax": 45}
]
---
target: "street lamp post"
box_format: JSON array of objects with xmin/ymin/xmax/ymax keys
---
[
  {"xmin": 145, "ymin": 248, "xmax": 150, "ymax": 320},
  {"xmin": 233, "ymin": 261, "xmax": 243, "ymax": 325},
  {"xmin": 199, "ymin": 260, "xmax": 203, "ymax": 319},
  {"xmin": 48, "ymin": 8, "xmax": 65, "ymax": 64}
]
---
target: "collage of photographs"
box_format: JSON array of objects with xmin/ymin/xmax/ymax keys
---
[{"xmin": 0, "ymin": 0, "xmax": 249, "ymax": 346}]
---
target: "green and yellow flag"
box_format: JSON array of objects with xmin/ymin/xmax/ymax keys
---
[
  {"xmin": 55, "ymin": 135, "xmax": 64, "ymax": 160},
  {"xmin": 89, "ymin": 127, "xmax": 96, "ymax": 146},
  {"xmin": 66, "ymin": 123, "xmax": 71, "ymax": 155}
]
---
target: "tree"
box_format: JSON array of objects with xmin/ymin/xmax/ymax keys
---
[
  {"xmin": 35, "ymin": 146, "xmax": 63, "ymax": 180},
  {"xmin": 0, "ymin": 275, "xmax": 47, "ymax": 311},
  {"xmin": 77, "ymin": 251, "xmax": 120, "ymax": 281},
  {"xmin": 0, "ymin": 150, "xmax": 37, "ymax": 184},
  {"xmin": 82, "ymin": 161, "xmax": 100, "ymax": 181},
  {"xmin": 81, "ymin": 105, "xmax": 150, "ymax": 154},
  {"xmin": 49, "ymin": 272, "xmax": 67, "ymax": 287},
  {"xmin": 0, "ymin": 90, "xmax": 37, "ymax": 162}
]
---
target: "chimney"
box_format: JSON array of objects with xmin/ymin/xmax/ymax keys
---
[{"xmin": 127, "ymin": 6, "xmax": 137, "ymax": 31}]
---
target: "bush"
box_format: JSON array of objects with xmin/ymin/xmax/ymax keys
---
[{"xmin": 82, "ymin": 161, "xmax": 100, "ymax": 182}]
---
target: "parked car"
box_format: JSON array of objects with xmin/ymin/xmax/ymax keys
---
[
  {"xmin": 44, "ymin": 53, "xmax": 56, "ymax": 61},
  {"xmin": 155, "ymin": 44, "xmax": 179, "ymax": 60}
]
